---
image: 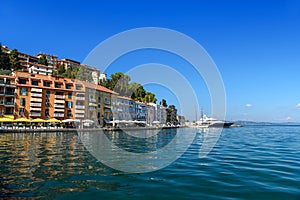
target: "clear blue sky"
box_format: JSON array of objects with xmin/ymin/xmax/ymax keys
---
[{"xmin": 1, "ymin": 0, "xmax": 300, "ymax": 122}]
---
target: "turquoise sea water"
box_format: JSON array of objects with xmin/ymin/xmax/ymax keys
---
[{"xmin": 0, "ymin": 126, "xmax": 300, "ymax": 199}]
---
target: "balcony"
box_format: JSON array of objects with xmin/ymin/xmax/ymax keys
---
[
  {"xmin": 31, "ymin": 93, "xmax": 42, "ymax": 97},
  {"xmin": 54, "ymin": 113, "xmax": 64, "ymax": 117},
  {"xmin": 31, "ymin": 98, "xmax": 42, "ymax": 102},
  {"xmin": 104, "ymin": 100, "xmax": 111, "ymax": 105},
  {"xmin": 30, "ymin": 102, "xmax": 41, "ymax": 107},
  {"xmin": 76, "ymin": 96, "xmax": 85, "ymax": 101},
  {"xmin": 30, "ymin": 107, "xmax": 41, "ymax": 111},
  {"xmin": 75, "ymin": 114, "xmax": 84, "ymax": 118},
  {"xmin": 75, "ymin": 109, "xmax": 85, "ymax": 114},
  {"xmin": 30, "ymin": 112, "xmax": 41, "ymax": 117},
  {"xmin": 54, "ymin": 99, "xmax": 65, "ymax": 104},
  {"xmin": 31, "ymin": 88, "xmax": 42, "ymax": 93},
  {"xmin": 0, "ymin": 91, "xmax": 4, "ymax": 95},
  {"xmin": 54, "ymin": 104, "xmax": 65, "ymax": 108},
  {"xmin": 75, "ymin": 105, "xmax": 85, "ymax": 109},
  {"xmin": 55, "ymin": 95, "xmax": 65, "ymax": 99},
  {"xmin": 89, "ymin": 103, "xmax": 97, "ymax": 107},
  {"xmin": 54, "ymin": 108, "xmax": 64, "ymax": 112},
  {"xmin": 5, "ymin": 91, "xmax": 15, "ymax": 96},
  {"xmin": 5, "ymin": 102, "xmax": 14, "ymax": 107},
  {"xmin": 89, "ymin": 106, "xmax": 96, "ymax": 111},
  {"xmin": 89, "ymin": 98, "xmax": 96, "ymax": 103}
]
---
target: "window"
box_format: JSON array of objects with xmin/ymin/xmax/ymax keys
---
[
  {"xmin": 19, "ymin": 108, "xmax": 25, "ymax": 116},
  {"xmin": 45, "ymin": 109, "xmax": 49, "ymax": 117},
  {"xmin": 55, "ymin": 83, "xmax": 61, "ymax": 88},
  {"xmin": 19, "ymin": 88, "xmax": 28, "ymax": 96},
  {"xmin": 20, "ymin": 98, "xmax": 26, "ymax": 106},
  {"xmin": 98, "ymin": 104, "xmax": 101, "ymax": 108},
  {"xmin": 104, "ymin": 97, "xmax": 110, "ymax": 104},
  {"xmin": 68, "ymin": 92, "xmax": 72, "ymax": 99},
  {"xmin": 45, "ymin": 99, "xmax": 50, "ymax": 107},
  {"xmin": 98, "ymin": 96, "xmax": 101, "ymax": 103},
  {"xmin": 44, "ymin": 81, "xmax": 50, "ymax": 87},
  {"xmin": 76, "ymin": 85, "xmax": 82, "ymax": 90},
  {"xmin": 67, "ymin": 110, "xmax": 72, "ymax": 117},
  {"xmin": 46, "ymin": 90, "xmax": 50, "ymax": 98},
  {"xmin": 66, "ymin": 84, "xmax": 72, "ymax": 89},
  {"xmin": 19, "ymin": 79, "xmax": 26, "ymax": 84},
  {"xmin": 32, "ymin": 80, "xmax": 38, "ymax": 86},
  {"xmin": 66, "ymin": 101, "xmax": 73, "ymax": 108},
  {"xmin": 6, "ymin": 80, "xmax": 11, "ymax": 85},
  {"xmin": 98, "ymin": 112, "xmax": 101, "ymax": 118}
]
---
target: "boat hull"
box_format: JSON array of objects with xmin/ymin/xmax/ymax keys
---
[{"xmin": 208, "ymin": 122, "xmax": 234, "ymax": 128}]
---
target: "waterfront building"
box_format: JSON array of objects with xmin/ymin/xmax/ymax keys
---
[
  {"xmin": 146, "ymin": 103, "xmax": 167, "ymax": 125},
  {"xmin": 81, "ymin": 81, "xmax": 116, "ymax": 125},
  {"xmin": 0, "ymin": 75, "xmax": 16, "ymax": 116},
  {"xmin": 135, "ymin": 101, "xmax": 147, "ymax": 121},
  {"xmin": 116, "ymin": 96, "xmax": 136, "ymax": 121},
  {"xmin": 14, "ymin": 71, "xmax": 78, "ymax": 120}
]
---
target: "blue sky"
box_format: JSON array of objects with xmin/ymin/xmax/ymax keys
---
[{"xmin": 1, "ymin": 0, "xmax": 300, "ymax": 122}]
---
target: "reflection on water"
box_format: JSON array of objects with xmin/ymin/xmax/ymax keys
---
[
  {"xmin": 1, "ymin": 127, "xmax": 300, "ymax": 199},
  {"xmin": 0, "ymin": 132, "xmax": 119, "ymax": 198},
  {"xmin": 79, "ymin": 128, "xmax": 195, "ymax": 173}
]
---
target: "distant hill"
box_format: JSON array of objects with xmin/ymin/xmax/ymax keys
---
[{"xmin": 234, "ymin": 121, "xmax": 300, "ymax": 126}]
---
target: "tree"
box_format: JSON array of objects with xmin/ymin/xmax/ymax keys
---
[
  {"xmin": 0, "ymin": 43, "xmax": 11, "ymax": 70},
  {"xmin": 58, "ymin": 64, "xmax": 65, "ymax": 74},
  {"xmin": 8, "ymin": 49, "xmax": 20, "ymax": 71},
  {"xmin": 161, "ymin": 99, "xmax": 168, "ymax": 107},
  {"xmin": 108, "ymin": 72, "xmax": 131, "ymax": 96},
  {"xmin": 38, "ymin": 55, "xmax": 48, "ymax": 66},
  {"xmin": 128, "ymin": 82, "xmax": 146, "ymax": 101},
  {"xmin": 143, "ymin": 92, "xmax": 157, "ymax": 103},
  {"xmin": 167, "ymin": 105, "xmax": 178, "ymax": 124}
]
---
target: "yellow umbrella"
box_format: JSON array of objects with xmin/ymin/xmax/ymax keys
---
[
  {"xmin": 0, "ymin": 117, "xmax": 14, "ymax": 122},
  {"xmin": 14, "ymin": 117, "xmax": 31, "ymax": 122},
  {"xmin": 31, "ymin": 118, "xmax": 46, "ymax": 123},
  {"xmin": 3, "ymin": 115, "xmax": 14, "ymax": 119},
  {"xmin": 46, "ymin": 118, "xmax": 61, "ymax": 123}
]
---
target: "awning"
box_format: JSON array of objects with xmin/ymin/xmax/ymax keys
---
[
  {"xmin": 0, "ymin": 117, "xmax": 14, "ymax": 122},
  {"xmin": 62, "ymin": 119, "xmax": 80, "ymax": 123},
  {"xmin": 31, "ymin": 118, "xmax": 46, "ymax": 123},
  {"xmin": 46, "ymin": 118, "xmax": 61, "ymax": 123},
  {"xmin": 14, "ymin": 117, "xmax": 31, "ymax": 122}
]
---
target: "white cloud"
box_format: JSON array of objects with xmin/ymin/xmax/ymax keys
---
[
  {"xmin": 245, "ymin": 104, "xmax": 252, "ymax": 108},
  {"xmin": 296, "ymin": 103, "xmax": 300, "ymax": 109}
]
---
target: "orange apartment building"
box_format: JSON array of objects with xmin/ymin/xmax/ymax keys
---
[
  {"xmin": 14, "ymin": 71, "xmax": 86, "ymax": 120},
  {"xmin": 9, "ymin": 71, "xmax": 117, "ymax": 122}
]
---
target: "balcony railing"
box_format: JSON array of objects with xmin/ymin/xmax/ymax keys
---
[
  {"xmin": 75, "ymin": 114, "xmax": 84, "ymax": 118},
  {"xmin": 54, "ymin": 104, "xmax": 65, "ymax": 108},
  {"xmin": 31, "ymin": 93, "xmax": 42, "ymax": 97},
  {"xmin": 76, "ymin": 96, "xmax": 85, "ymax": 100},
  {"xmin": 30, "ymin": 102, "xmax": 42, "ymax": 107},
  {"xmin": 5, "ymin": 91, "xmax": 14, "ymax": 96},
  {"xmin": 30, "ymin": 112, "xmax": 41, "ymax": 117},
  {"xmin": 5, "ymin": 102, "xmax": 14, "ymax": 106},
  {"xmin": 104, "ymin": 100, "xmax": 111, "ymax": 105},
  {"xmin": 89, "ymin": 98, "xmax": 96, "ymax": 103},
  {"xmin": 75, "ymin": 105, "xmax": 85, "ymax": 109},
  {"xmin": 55, "ymin": 95, "xmax": 65, "ymax": 99},
  {"xmin": 54, "ymin": 113, "xmax": 64, "ymax": 117},
  {"xmin": 31, "ymin": 88, "xmax": 42, "ymax": 93}
]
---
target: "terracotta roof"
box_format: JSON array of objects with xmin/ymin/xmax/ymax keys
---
[
  {"xmin": 80, "ymin": 80, "xmax": 118, "ymax": 94},
  {"xmin": 117, "ymin": 95, "xmax": 133, "ymax": 101}
]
